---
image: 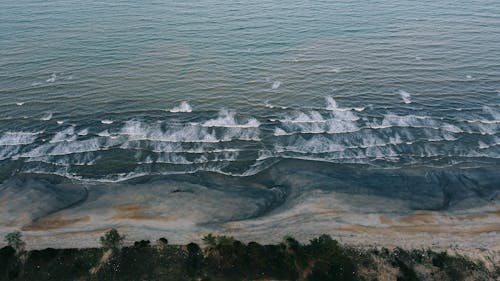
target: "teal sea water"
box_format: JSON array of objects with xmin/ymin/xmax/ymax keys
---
[{"xmin": 0, "ymin": 0, "xmax": 499, "ymax": 215}]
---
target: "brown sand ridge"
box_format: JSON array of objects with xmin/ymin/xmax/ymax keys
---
[
  {"xmin": 23, "ymin": 214, "xmax": 90, "ymax": 231},
  {"xmin": 397, "ymin": 210, "xmax": 438, "ymax": 224},
  {"xmin": 340, "ymin": 222, "xmax": 500, "ymax": 236},
  {"xmin": 111, "ymin": 203, "xmax": 181, "ymax": 221},
  {"xmin": 111, "ymin": 203, "xmax": 150, "ymax": 220}
]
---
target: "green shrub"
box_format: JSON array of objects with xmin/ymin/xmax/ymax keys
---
[
  {"xmin": 4, "ymin": 231, "xmax": 25, "ymax": 254},
  {"xmin": 100, "ymin": 228, "xmax": 124, "ymax": 249}
]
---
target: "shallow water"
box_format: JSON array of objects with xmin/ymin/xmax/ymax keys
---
[{"xmin": 0, "ymin": 0, "xmax": 499, "ymax": 214}]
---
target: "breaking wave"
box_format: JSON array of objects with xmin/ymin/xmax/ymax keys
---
[{"xmin": 0, "ymin": 99, "xmax": 498, "ymax": 182}]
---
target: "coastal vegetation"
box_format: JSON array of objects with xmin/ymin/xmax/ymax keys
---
[{"xmin": 0, "ymin": 230, "xmax": 497, "ymax": 281}]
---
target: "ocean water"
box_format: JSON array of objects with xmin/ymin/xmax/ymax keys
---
[{"xmin": 1, "ymin": 0, "xmax": 499, "ymax": 226}]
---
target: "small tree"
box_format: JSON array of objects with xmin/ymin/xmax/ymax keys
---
[
  {"xmin": 186, "ymin": 242, "xmax": 203, "ymax": 277},
  {"xmin": 4, "ymin": 231, "xmax": 25, "ymax": 254},
  {"xmin": 100, "ymin": 228, "xmax": 124, "ymax": 249},
  {"xmin": 202, "ymin": 233, "xmax": 217, "ymax": 249}
]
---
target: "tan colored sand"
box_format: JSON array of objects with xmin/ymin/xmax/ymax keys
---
[{"xmin": 339, "ymin": 222, "xmax": 500, "ymax": 235}]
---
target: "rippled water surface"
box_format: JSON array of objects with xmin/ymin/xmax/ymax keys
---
[{"xmin": 1, "ymin": 0, "xmax": 499, "ymax": 183}]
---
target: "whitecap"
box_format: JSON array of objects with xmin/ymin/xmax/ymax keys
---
[
  {"xmin": 264, "ymin": 101, "xmax": 288, "ymax": 109},
  {"xmin": 483, "ymin": 106, "xmax": 500, "ymax": 121},
  {"xmin": 155, "ymin": 153, "xmax": 192, "ymax": 164},
  {"xmin": 399, "ymin": 90, "xmax": 412, "ymax": 104},
  {"xmin": 0, "ymin": 131, "xmax": 39, "ymax": 146},
  {"xmin": 50, "ymin": 127, "xmax": 76, "ymax": 143},
  {"xmin": 46, "ymin": 73, "xmax": 57, "ymax": 83},
  {"xmin": 256, "ymin": 150, "xmax": 275, "ymax": 161},
  {"xmin": 272, "ymin": 81, "xmax": 281, "ymax": 90},
  {"xmin": 279, "ymin": 135, "xmax": 345, "ymax": 154},
  {"xmin": 324, "ymin": 96, "xmax": 364, "ymax": 112},
  {"xmin": 119, "ymin": 120, "xmax": 258, "ymax": 143},
  {"xmin": 274, "ymin": 128, "xmax": 288, "ymax": 136},
  {"xmin": 440, "ymin": 124, "xmax": 463, "ymax": 133},
  {"xmin": 101, "ymin": 120, "xmax": 114, "ymax": 124},
  {"xmin": 16, "ymin": 102, "xmax": 24, "ymax": 106},
  {"xmin": 325, "ymin": 119, "xmax": 359, "ymax": 133},
  {"xmin": 40, "ymin": 112, "xmax": 53, "ymax": 121},
  {"xmin": 373, "ymin": 114, "xmax": 462, "ymax": 133},
  {"xmin": 21, "ymin": 138, "xmax": 105, "ymax": 158},
  {"xmin": 478, "ymin": 141, "xmax": 490, "ymax": 149},
  {"xmin": 202, "ymin": 109, "xmax": 260, "ymax": 128},
  {"xmin": 325, "ymin": 96, "xmax": 338, "ymax": 110},
  {"xmin": 169, "ymin": 101, "xmax": 192, "ymax": 113},
  {"xmin": 280, "ymin": 111, "xmax": 325, "ymax": 123},
  {"xmin": 98, "ymin": 130, "xmax": 111, "ymax": 137},
  {"xmin": 77, "ymin": 128, "xmax": 89, "ymax": 136}
]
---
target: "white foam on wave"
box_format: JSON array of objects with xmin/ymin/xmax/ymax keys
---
[
  {"xmin": 276, "ymin": 109, "xmax": 360, "ymax": 135},
  {"xmin": 187, "ymin": 150, "xmax": 239, "ymax": 164},
  {"xmin": 473, "ymin": 123, "xmax": 499, "ymax": 135},
  {"xmin": 274, "ymin": 128, "xmax": 288, "ymax": 136},
  {"xmin": 16, "ymin": 102, "xmax": 24, "ymax": 106},
  {"xmin": 201, "ymin": 110, "xmax": 260, "ymax": 128},
  {"xmin": 478, "ymin": 141, "xmax": 490, "ymax": 149},
  {"xmin": 155, "ymin": 153, "xmax": 192, "ymax": 164},
  {"xmin": 331, "ymin": 109, "xmax": 359, "ymax": 121},
  {"xmin": 283, "ymin": 135, "xmax": 346, "ymax": 154},
  {"xmin": 399, "ymin": 90, "xmax": 412, "ymax": 104},
  {"xmin": 98, "ymin": 130, "xmax": 111, "ymax": 137},
  {"xmin": 121, "ymin": 121, "xmax": 218, "ymax": 143},
  {"xmin": 256, "ymin": 150, "xmax": 275, "ymax": 161},
  {"xmin": 264, "ymin": 101, "xmax": 288, "ymax": 110},
  {"xmin": 101, "ymin": 120, "xmax": 114, "ymax": 124},
  {"xmin": 26, "ymin": 153, "xmax": 99, "ymax": 166},
  {"xmin": 50, "ymin": 127, "xmax": 77, "ymax": 143},
  {"xmin": 169, "ymin": 101, "xmax": 193, "ymax": 113},
  {"xmin": 467, "ymin": 120, "xmax": 500, "ymax": 124},
  {"xmin": 46, "ymin": 73, "xmax": 57, "ymax": 83},
  {"xmin": 0, "ymin": 145, "xmax": 21, "ymax": 161},
  {"xmin": 279, "ymin": 111, "xmax": 325, "ymax": 123},
  {"xmin": 122, "ymin": 140, "xmax": 242, "ymax": 155},
  {"xmin": 371, "ymin": 114, "xmax": 463, "ymax": 133},
  {"xmin": 120, "ymin": 119, "xmax": 260, "ymax": 143},
  {"xmin": 20, "ymin": 137, "xmax": 106, "ymax": 158},
  {"xmin": 483, "ymin": 106, "xmax": 500, "ymax": 121},
  {"xmin": 77, "ymin": 129, "xmax": 89, "ymax": 136},
  {"xmin": 325, "ymin": 96, "xmax": 364, "ymax": 112},
  {"xmin": 40, "ymin": 112, "xmax": 53, "ymax": 121},
  {"xmin": 325, "ymin": 96, "xmax": 338, "ymax": 110},
  {"xmin": 325, "ymin": 119, "xmax": 359, "ymax": 134},
  {"xmin": 272, "ymin": 81, "xmax": 281, "ymax": 90},
  {"xmin": 0, "ymin": 131, "xmax": 39, "ymax": 146}
]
